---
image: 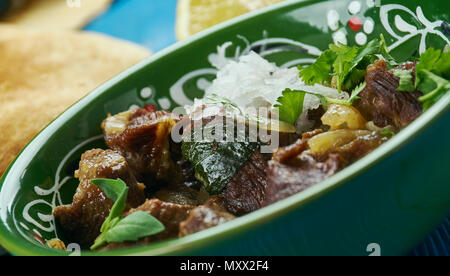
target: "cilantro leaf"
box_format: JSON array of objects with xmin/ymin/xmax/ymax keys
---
[
  {"xmin": 90, "ymin": 178, "xmax": 165, "ymax": 250},
  {"xmin": 417, "ymin": 70, "xmax": 450, "ymax": 111},
  {"xmin": 415, "ymin": 48, "xmax": 442, "ymax": 87},
  {"xmin": 344, "ymin": 35, "xmax": 397, "ymax": 91},
  {"xmin": 104, "ymin": 211, "xmax": 165, "ymax": 243},
  {"xmin": 412, "ymin": 47, "xmax": 450, "ymax": 111},
  {"xmin": 433, "ymin": 51, "xmax": 450, "ymax": 79},
  {"xmin": 329, "ymin": 43, "xmax": 358, "ymax": 93},
  {"xmin": 378, "ymin": 34, "xmax": 399, "ymax": 67},
  {"xmin": 346, "ymin": 82, "xmax": 367, "ymax": 105},
  {"xmin": 298, "ymin": 50, "xmax": 336, "ymax": 85},
  {"xmin": 275, "ymin": 83, "xmax": 367, "ymax": 125},
  {"xmin": 393, "ymin": 69, "xmax": 415, "ymax": 92},
  {"xmin": 298, "ymin": 35, "xmax": 397, "ymax": 93},
  {"xmin": 343, "ymin": 68, "xmax": 366, "ymax": 93},
  {"xmin": 274, "ymin": 88, "xmax": 305, "ymax": 124}
]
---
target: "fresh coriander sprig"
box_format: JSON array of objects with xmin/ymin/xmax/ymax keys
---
[
  {"xmin": 393, "ymin": 69, "xmax": 415, "ymax": 92},
  {"xmin": 274, "ymin": 89, "xmax": 306, "ymax": 125},
  {"xmin": 298, "ymin": 35, "xmax": 397, "ymax": 93},
  {"xmin": 393, "ymin": 47, "xmax": 450, "ymax": 110},
  {"xmin": 90, "ymin": 178, "xmax": 165, "ymax": 250},
  {"xmin": 275, "ymin": 83, "xmax": 367, "ymax": 125},
  {"xmin": 417, "ymin": 70, "xmax": 450, "ymax": 110}
]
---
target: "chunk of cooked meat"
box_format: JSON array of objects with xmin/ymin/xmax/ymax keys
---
[
  {"xmin": 264, "ymin": 130, "xmax": 386, "ymax": 205},
  {"xmin": 53, "ymin": 149, "xmax": 145, "ymax": 248},
  {"xmin": 264, "ymin": 139, "xmax": 343, "ymax": 205},
  {"xmin": 218, "ymin": 151, "xmax": 268, "ymax": 216},
  {"xmin": 126, "ymin": 199, "xmax": 194, "ymax": 241},
  {"xmin": 102, "ymin": 108, "xmax": 180, "ymax": 183},
  {"xmin": 154, "ymin": 182, "xmax": 209, "ymax": 206},
  {"xmin": 179, "ymin": 197, "xmax": 235, "ymax": 237},
  {"xmin": 101, "ymin": 199, "xmax": 194, "ymax": 250},
  {"xmin": 355, "ymin": 60, "xmax": 422, "ymax": 129}
]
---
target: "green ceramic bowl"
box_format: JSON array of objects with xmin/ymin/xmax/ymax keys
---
[{"xmin": 1, "ymin": 0, "xmax": 449, "ymax": 256}]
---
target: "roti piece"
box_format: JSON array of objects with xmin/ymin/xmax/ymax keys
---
[
  {"xmin": 0, "ymin": 24, "xmax": 151, "ymax": 176},
  {"xmin": 3, "ymin": 0, "xmax": 113, "ymax": 29}
]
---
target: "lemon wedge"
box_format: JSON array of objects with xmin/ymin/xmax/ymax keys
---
[{"xmin": 176, "ymin": 0, "xmax": 285, "ymax": 40}]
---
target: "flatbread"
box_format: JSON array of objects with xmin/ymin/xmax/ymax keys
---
[
  {"xmin": 0, "ymin": 24, "xmax": 151, "ymax": 176},
  {"xmin": 3, "ymin": 0, "xmax": 113, "ymax": 29}
]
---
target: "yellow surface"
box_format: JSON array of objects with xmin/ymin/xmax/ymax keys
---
[
  {"xmin": 3, "ymin": 0, "xmax": 113, "ymax": 29},
  {"xmin": 0, "ymin": 24, "xmax": 151, "ymax": 177},
  {"xmin": 176, "ymin": 0, "xmax": 286, "ymax": 40}
]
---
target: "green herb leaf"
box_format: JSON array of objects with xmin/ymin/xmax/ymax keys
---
[
  {"xmin": 275, "ymin": 83, "xmax": 366, "ymax": 124},
  {"xmin": 90, "ymin": 178, "xmax": 165, "ymax": 250},
  {"xmin": 415, "ymin": 48, "xmax": 442, "ymax": 88},
  {"xmin": 298, "ymin": 35, "xmax": 398, "ymax": 93},
  {"xmin": 378, "ymin": 34, "xmax": 399, "ymax": 67},
  {"xmin": 90, "ymin": 234, "xmax": 107, "ymax": 251},
  {"xmin": 329, "ymin": 43, "xmax": 358, "ymax": 93},
  {"xmin": 346, "ymin": 82, "xmax": 367, "ymax": 105},
  {"xmin": 298, "ymin": 50, "xmax": 336, "ymax": 85},
  {"xmin": 181, "ymin": 122, "xmax": 259, "ymax": 195},
  {"xmin": 344, "ymin": 35, "xmax": 397, "ymax": 91},
  {"xmin": 412, "ymin": 47, "xmax": 450, "ymax": 111},
  {"xmin": 104, "ymin": 211, "xmax": 165, "ymax": 243},
  {"xmin": 417, "ymin": 70, "xmax": 450, "ymax": 111},
  {"xmin": 91, "ymin": 178, "xmax": 129, "ymax": 233},
  {"xmin": 381, "ymin": 129, "xmax": 396, "ymax": 136},
  {"xmin": 393, "ymin": 69, "xmax": 415, "ymax": 92},
  {"xmin": 274, "ymin": 88, "xmax": 306, "ymax": 124},
  {"xmin": 343, "ymin": 68, "xmax": 366, "ymax": 93},
  {"xmin": 432, "ymin": 51, "xmax": 450, "ymax": 79}
]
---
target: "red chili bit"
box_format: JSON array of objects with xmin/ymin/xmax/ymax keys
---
[
  {"xmin": 33, "ymin": 233, "xmax": 45, "ymax": 245},
  {"xmin": 144, "ymin": 104, "xmax": 157, "ymax": 112},
  {"xmin": 348, "ymin": 17, "xmax": 362, "ymax": 32}
]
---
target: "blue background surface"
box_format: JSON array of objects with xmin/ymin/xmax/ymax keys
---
[
  {"xmin": 86, "ymin": 0, "xmax": 448, "ymax": 256},
  {"xmin": 85, "ymin": 0, "xmax": 178, "ymax": 52}
]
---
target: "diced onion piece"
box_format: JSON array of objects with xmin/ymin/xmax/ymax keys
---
[
  {"xmin": 321, "ymin": 104, "xmax": 366, "ymax": 130},
  {"xmin": 308, "ymin": 129, "xmax": 371, "ymax": 155},
  {"xmin": 365, "ymin": 121, "xmax": 396, "ymax": 133},
  {"xmin": 102, "ymin": 110, "xmax": 133, "ymax": 135},
  {"xmin": 47, "ymin": 238, "xmax": 67, "ymax": 250},
  {"xmin": 236, "ymin": 115, "xmax": 297, "ymax": 133}
]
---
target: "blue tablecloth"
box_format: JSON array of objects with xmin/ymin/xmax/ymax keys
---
[
  {"xmin": 83, "ymin": 0, "xmax": 448, "ymax": 256},
  {"xmin": 85, "ymin": 0, "xmax": 177, "ymax": 52}
]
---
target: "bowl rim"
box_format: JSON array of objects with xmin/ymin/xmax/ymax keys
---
[{"xmin": 0, "ymin": 0, "xmax": 449, "ymax": 256}]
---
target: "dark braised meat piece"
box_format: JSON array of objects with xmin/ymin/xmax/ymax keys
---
[
  {"xmin": 355, "ymin": 60, "xmax": 422, "ymax": 129},
  {"xmin": 53, "ymin": 149, "xmax": 145, "ymax": 248},
  {"xmin": 179, "ymin": 197, "xmax": 235, "ymax": 237},
  {"xmin": 154, "ymin": 182, "xmax": 209, "ymax": 206},
  {"xmin": 218, "ymin": 151, "xmax": 268, "ymax": 216},
  {"xmin": 264, "ymin": 136, "xmax": 342, "ymax": 206},
  {"xmin": 328, "ymin": 132, "xmax": 387, "ymax": 164},
  {"xmin": 102, "ymin": 108, "xmax": 180, "ymax": 183},
  {"xmin": 264, "ymin": 130, "xmax": 386, "ymax": 205},
  {"xmin": 127, "ymin": 199, "xmax": 194, "ymax": 241}
]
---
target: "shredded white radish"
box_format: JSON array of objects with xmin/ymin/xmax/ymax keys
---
[{"xmin": 190, "ymin": 43, "xmax": 350, "ymax": 133}]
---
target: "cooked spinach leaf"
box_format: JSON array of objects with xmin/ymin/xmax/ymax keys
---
[{"xmin": 181, "ymin": 120, "xmax": 259, "ymax": 195}]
